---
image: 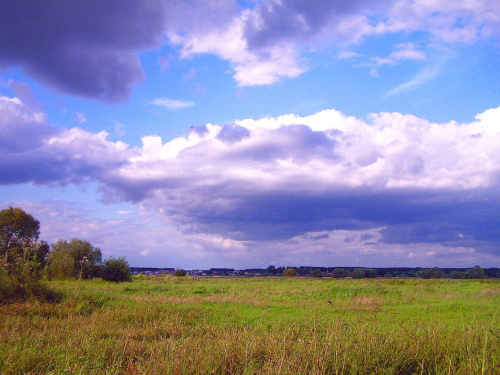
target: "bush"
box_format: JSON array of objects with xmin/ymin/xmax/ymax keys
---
[
  {"xmin": 351, "ymin": 268, "xmax": 366, "ymax": 279},
  {"xmin": 101, "ymin": 257, "xmax": 131, "ymax": 282},
  {"xmin": 48, "ymin": 239, "xmax": 102, "ymax": 280},
  {"xmin": 332, "ymin": 268, "xmax": 348, "ymax": 278},
  {"xmin": 308, "ymin": 269, "xmax": 323, "ymax": 278},
  {"xmin": 464, "ymin": 266, "xmax": 486, "ymax": 279},
  {"xmin": 0, "ymin": 243, "xmax": 56, "ymax": 303},
  {"xmin": 283, "ymin": 268, "xmax": 296, "ymax": 277},
  {"xmin": 173, "ymin": 269, "xmax": 187, "ymax": 277}
]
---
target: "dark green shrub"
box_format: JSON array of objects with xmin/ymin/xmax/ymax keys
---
[
  {"xmin": 308, "ymin": 269, "xmax": 323, "ymax": 278},
  {"xmin": 464, "ymin": 266, "xmax": 486, "ymax": 279},
  {"xmin": 351, "ymin": 268, "xmax": 366, "ymax": 279},
  {"xmin": 101, "ymin": 257, "xmax": 131, "ymax": 282},
  {"xmin": 332, "ymin": 268, "xmax": 348, "ymax": 278},
  {"xmin": 173, "ymin": 268, "xmax": 187, "ymax": 277}
]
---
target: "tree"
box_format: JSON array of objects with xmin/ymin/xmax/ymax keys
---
[
  {"xmin": 283, "ymin": 268, "xmax": 296, "ymax": 277},
  {"xmin": 332, "ymin": 268, "xmax": 348, "ymax": 278},
  {"xmin": 464, "ymin": 266, "xmax": 486, "ymax": 279},
  {"xmin": 101, "ymin": 257, "xmax": 131, "ymax": 282},
  {"xmin": 429, "ymin": 267, "xmax": 446, "ymax": 279},
  {"xmin": 308, "ymin": 269, "xmax": 323, "ymax": 278},
  {"xmin": 173, "ymin": 268, "xmax": 187, "ymax": 277},
  {"xmin": 0, "ymin": 208, "xmax": 51, "ymax": 301},
  {"xmin": 0, "ymin": 207, "xmax": 40, "ymax": 261},
  {"xmin": 365, "ymin": 269, "xmax": 378, "ymax": 278},
  {"xmin": 266, "ymin": 265, "xmax": 277, "ymax": 275},
  {"xmin": 418, "ymin": 267, "xmax": 446, "ymax": 279},
  {"xmin": 352, "ymin": 268, "xmax": 366, "ymax": 279},
  {"xmin": 48, "ymin": 238, "xmax": 102, "ymax": 280}
]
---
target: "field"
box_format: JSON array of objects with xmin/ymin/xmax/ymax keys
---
[{"xmin": 1, "ymin": 277, "xmax": 499, "ymax": 374}]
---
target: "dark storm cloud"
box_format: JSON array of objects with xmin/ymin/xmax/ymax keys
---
[
  {"xmin": 2, "ymin": 94, "xmax": 500, "ymax": 261},
  {"xmin": 0, "ymin": 1, "xmax": 166, "ymax": 102},
  {"xmin": 243, "ymin": 0, "xmax": 388, "ymax": 50}
]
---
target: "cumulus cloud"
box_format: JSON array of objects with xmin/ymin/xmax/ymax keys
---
[
  {"xmin": 2, "ymin": 1, "xmax": 499, "ymax": 96},
  {"xmin": 2, "ymin": 93, "xmax": 500, "ymax": 264},
  {"xmin": 101, "ymin": 106, "xmax": 500, "ymax": 260},
  {"xmin": 0, "ymin": 1, "xmax": 166, "ymax": 102},
  {"xmin": 0, "ymin": 95, "xmax": 132, "ymax": 185},
  {"xmin": 167, "ymin": 0, "xmax": 500, "ymax": 86}
]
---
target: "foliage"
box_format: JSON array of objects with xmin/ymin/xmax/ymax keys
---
[
  {"xmin": 332, "ymin": 268, "xmax": 348, "ymax": 278},
  {"xmin": 266, "ymin": 265, "xmax": 277, "ymax": 275},
  {"xmin": 101, "ymin": 257, "xmax": 131, "ymax": 282},
  {"xmin": 48, "ymin": 238, "xmax": 102, "ymax": 280},
  {"xmin": 283, "ymin": 268, "xmax": 296, "ymax": 277},
  {"xmin": 464, "ymin": 266, "xmax": 486, "ymax": 279},
  {"xmin": 0, "ymin": 207, "xmax": 53, "ymax": 302},
  {"xmin": 0, "ymin": 207, "xmax": 41, "ymax": 259},
  {"xmin": 352, "ymin": 268, "xmax": 377, "ymax": 279},
  {"xmin": 173, "ymin": 268, "xmax": 187, "ymax": 277},
  {"xmin": 417, "ymin": 267, "xmax": 446, "ymax": 279},
  {"xmin": 308, "ymin": 269, "xmax": 323, "ymax": 278}
]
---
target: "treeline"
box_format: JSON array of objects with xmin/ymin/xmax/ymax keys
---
[
  {"xmin": 133, "ymin": 265, "xmax": 499, "ymax": 279},
  {"xmin": 264, "ymin": 265, "xmax": 498, "ymax": 278},
  {"xmin": 0, "ymin": 207, "xmax": 132, "ymax": 302}
]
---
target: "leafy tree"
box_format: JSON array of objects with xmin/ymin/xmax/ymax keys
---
[
  {"xmin": 0, "ymin": 207, "xmax": 41, "ymax": 261},
  {"xmin": 417, "ymin": 269, "xmax": 431, "ymax": 279},
  {"xmin": 332, "ymin": 268, "xmax": 348, "ymax": 278},
  {"xmin": 48, "ymin": 238, "xmax": 102, "ymax": 280},
  {"xmin": 173, "ymin": 268, "xmax": 187, "ymax": 277},
  {"xmin": 429, "ymin": 267, "xmax": 446, "ymax": 279},
  {"xmin": 450, "ymin": 270, "xmax": 465, "ymax": 279},
  {"xmin": 464, "ymin": 266, "xmax": 486, "ymax": 279},
  {"xmin": 266, "ymin": 265, "xmax": 277, "ymax": 275},
  {"xmin": 0, "ymin": 208, "xmax": 52, "ymax": 301},
  {"xmin": 308, "ymin": 269, "xmax": 323, "ymax": 278},
  {"xmin": 365, "ymin": 269, "xmax": 378, "ymax": 278},
  {"xmin": 351, "ymin": 268, "xmax": 367, "ymax": 279},
  {"xmin": 101, "ymin": 257, "xmax": 131, "ymax": 282},
  {"xmin": 418, "ymin": 267, "xmax": 446, "ymax": 279},
  {"xmin": 283, "ymin": 268, "xmax": 296, "ymax": 277}
]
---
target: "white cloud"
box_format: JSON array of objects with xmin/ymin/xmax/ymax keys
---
[
  {"xmin": 164, "ymin": 0, "xmax": 500, "ymax": 86},
  {"xmin": 76, "ymin": 112, "xmax": 87, "ymax": 123},
  {"xmin": 3, "ymin": 94, "xmax": 500, "ymax": 266},
  {"xmin": 385, "ymin": 62, "xmax": 442, "ymax": 96},
  {"xmin": 150, "ymin": 98, "xmax": 194, "ymax": 110}
]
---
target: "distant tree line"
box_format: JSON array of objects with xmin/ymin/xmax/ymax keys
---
[
  {"xmin": 1, "ymin": 207, "xmax": 132, "ymax": 302},
  {"xmin": 261, "ymin": 265, "xmax": 497, "ymax": 278}
]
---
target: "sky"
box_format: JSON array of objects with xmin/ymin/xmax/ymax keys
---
[{"xmin": 1, "ymin": 0, "xmax": 500, "ymax": 269}]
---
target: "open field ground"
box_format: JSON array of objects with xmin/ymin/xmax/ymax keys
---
[{"xmin": 1, "ymin": 277, "xmax": 499, "ymax": 374}]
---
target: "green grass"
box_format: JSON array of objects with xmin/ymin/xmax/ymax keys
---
[{"xmin": 1, "ymin": 277, "xmax": 499, "ymax": 374}]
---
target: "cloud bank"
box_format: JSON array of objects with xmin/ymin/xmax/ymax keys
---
[
  {"xmin": 2, "ymin": 94, "xmax": 500, "ymax": 266},
  {"xmin": 0, "ymin": 1, "xmax": 166, "ymax": 102},
  {"xmin": 2, "ymin": 1, "xmax": 500, "ymax": 98}
]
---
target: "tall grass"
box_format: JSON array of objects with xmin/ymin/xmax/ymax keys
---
[{"xmin": 1, "ymin": 277, "xmax": 499, "ymax": 374}]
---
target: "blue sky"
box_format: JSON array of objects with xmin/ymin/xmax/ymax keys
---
[{"xmin": 1, "ymin": 0, "xmax": 500, "ymax": 269}]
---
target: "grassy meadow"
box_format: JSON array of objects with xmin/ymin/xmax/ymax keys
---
[{"xmin": 1, "ymin": 276, "xmax": 499, "ymax": 374}]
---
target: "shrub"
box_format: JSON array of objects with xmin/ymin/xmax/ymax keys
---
[
  {"xmin": 464, "ymin": 266, "xmax": 486, "ymax": 279},
  {"xmin": 0, "ymin": 242, "xmax": 55, "ymax": 303},
  {"xmin": 283, "ymin": 268, "xmax": 296, "ymax": 277},
  {"xmin": 308, "ymin": 269, "xmax": 323, "ymax": 278},
  {"xmin": 332, "ymin": 268, "xmax": 348, "ymax": 278},
  {"xmin": 101, "ymin": 257, "xmax": 131, "ymax": 282},
  {"xmin": 351, "ymin": 268, "xmax": 366, "ymax": 279},
  {"xmin": 48, "ymin": 238, "xmax": 102, "ymax": 280},
  {"xmin": 173, "ymin": 268, "xmax": 187, "ymax": 277}
]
